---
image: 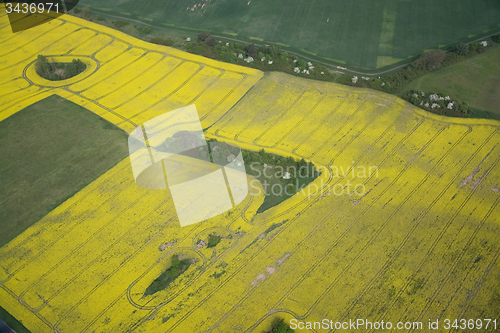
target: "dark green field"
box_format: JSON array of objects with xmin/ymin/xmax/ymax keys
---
[
  {"xmin": 0, "ymin": 94, "xmax": 129, "ymax": 248},
  {"xmin": 79, "ymin": 0, "xmax": 500, "ymax": 70}
]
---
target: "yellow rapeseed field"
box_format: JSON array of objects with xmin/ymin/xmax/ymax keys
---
[{"xmin": 1, "ymin": 6, "xmax": 499, "ymax": 333}]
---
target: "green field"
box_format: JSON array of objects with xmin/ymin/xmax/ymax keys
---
[
  {"xmin": 79, "ymin": 0, "xmax": 500, "ymax": 69},
  {"xmin": 0, "ymin": 306, "xmax": 30, "ymax": 333},
  {"xmin": 0, "ymin": 95, "xmax": 129, "ymax": 248},
  {"xmin": 406, "ymin": 46, "xmax": 500, "ymax": 117}
]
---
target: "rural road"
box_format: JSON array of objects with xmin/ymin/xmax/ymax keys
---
[
  {"xmin": 0, "ymin": 319, "xmax": 15, "ymax": 333},
  {"xmin": 71, "ymin": 10, "xmax": 500, "ymax": 77}
]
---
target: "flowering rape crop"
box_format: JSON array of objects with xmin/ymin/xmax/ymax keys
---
[{"xmin": 1, "ymin": 7, "xmax": 500, "ymax": 333}]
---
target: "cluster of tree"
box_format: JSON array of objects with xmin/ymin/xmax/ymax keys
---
[
  {"xmin": 73, "ymin": 7, "xmax": 91, "ymax": 20},
  {"xmin": 454, "ymin": 41, "xmax": 488, "ymax": 56},
  {"xmin": 197, "ymin": 30, "xmax": 217, "ymax": 47},
  {"xmin": 114, "ymin": 20, "xmax": 129, "ymax": 28},
  {"xmin": 143, "ymin": 255, "xmax": 192, "ymax": 296},
  {"xmin": 207, "ymin": 139, "xmax": 241, "ymax": 164},
  {"xmin": 402, "ymin": 90, "xmax": 471, "ymax": 118},
  {"xmin": 150, "ymin": 37, "xmax": 174, "ymax": 46},
  {"xmin": 35, "ymin": 55, "xmax": 86, "ymax": 81},
  {"xmin": 185, "ymin": 31, "xmax": 334, "ymax": 82},
  {"xmin": 244, "ymin": 148, "xmax": 320, "ymax": 180}
]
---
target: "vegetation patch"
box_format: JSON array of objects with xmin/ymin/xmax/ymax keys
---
[
  {"xmin": 35, "ymin": 55, "xmax": 86, "ymax": 81},
  {"xmin": 144, "ymin": 255, "xmax": 193, "ymax": 297},
  {"xmin": 207, "ymin": 139, "xmax": 320, "ymax": 213},
  {"xmin": 150, "ymin": 37, "xmax": 174, "ymax": 46},
  {"xmin": 402, "ymin": 90, "xmax": 470, "ymax": 118},
  {"xmin": 244, "ymin": 149, "xmax": 320, "ymax": 213},
  {"xmin": 0, "ymin": 95, "xmax": 129, "ymax": 247},
  {"xmin": 113, "ymin": 20, "xmax": 130, "ymax": 28},
  {"xmin": 186, "ymin": 31, "xmax": 335, "ymax": 82},
  {"xmin": 207, "ymin": 234, "xmax": 221, "ymax": 248}
]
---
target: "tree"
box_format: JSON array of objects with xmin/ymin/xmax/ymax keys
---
[
  {"xmin": 170, "ymin": 256, "xmax": 180, "ymax": 269},
  {"xmin": 35, "ymin": 55, "xmax": 50, "ymax": 77},
  {"xmin": 271, "ymin": 320, "xmax": 294, "ymax": 333},
  {"xmin": 459, "ymin": 101, "xmax": 469, "ymax": 114},
  {"xmin": 205, "ymin": 36, "xmax": 217, "ymax": 47},
  {"xmin": 297, "ymin": 59, "xmax": 306, "ymax": 69},
  {"xmin": 197, "ymin": 31, "xmax": 211, "ymax": 42},
  {"xmin": 203, "ymin": 48, "xmax": 214, "ymax": 58},
  {"xmin": 246, "ymin": 43, "xmax": 257, "ymax": 57},
  {"xmin": 142, "ymin": 26, "xmax": 151, "ymax": 34},
  {"xmin": 493, "ymin": 34, "xmax": 500, "ymax": 43},
  {"xmin": 65, "ymin": 63, "xmax": 77, "ymax": 78},
  {"xmin": 73, "ymin": 59, "xmax": 86, "ymax": 73},
  {"xmin": 469, "ymin": 42, "xmax": 479, "ymax": 52},
  {"xmin": 454, "ymin": 42, "xmax": 469, "ymax": 56},
  {"xmin": 82, "ymin": 7, "xmax": 90, "ymax": 19},
  {"xmin": 207, "ymin": 234, "xmax": 221, "ymax": 248}
]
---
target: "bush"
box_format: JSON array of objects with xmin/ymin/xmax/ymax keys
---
[
  {"xmin": 73, "ymin": 7, "xmax": 81, "ymax": 14},
  {"xmin": 142, "ymin": 26, "xmax": 151, "ymax": 34},
  {"xmin": 150, "ymin": 37, "xmax": 174, "ymax": 46},
  {"xmin": 455, "ymin": 42, "xmax": 469, "ymax": 56},
  {"xmin": 171, "ymin": 256, "xmax": 180, "ymax": 268},
  {"xmin": 246, "ymin": 43, "xmax": 257, "ymax": 57},
  {"xmin": 96, "ymin": 15, "xmax": 104, "ymax": 21},
  {"xmin": 190, "ymin": 45, "xmax": 205, "ymax": 55},
  {"xmin": 114, "ymin": 21, "xmax": 130, "ymax": 28},
  {"xmin": 260, "ymin": 44, "xmax": 282, "ymax": 58},
  {"xmin": 459, "ymin": 101, "xmax": 469, "ymax": 114},
  {"xmin": 493, "ymin": 34, "xmax": 500, "ymax": 43},
  {"xmin": 203, "ymin": 48, "xmax": 214, "ymax": 58},
  {"xmin": 469, "ymin": 42, "xmax": 479, "ymax": 52},
  {"xmin": 411, "ymin": 49, "xmax": 446, "ymax": 70}
]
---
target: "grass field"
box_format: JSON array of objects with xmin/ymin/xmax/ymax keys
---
[
  {"xmin": 406, "ymin": 46, "xmax": 500, "ymax": 117},
  {"xmin": 0, "ymin": 95, "xmax": 129, "ymax": 248},
  {"xmin": 79, "ymin": 0, "xmax": 500, "ymax": 69},
  {"xmin": 1, "ymin": 8, "xmax": 500, "ymax": 333}
]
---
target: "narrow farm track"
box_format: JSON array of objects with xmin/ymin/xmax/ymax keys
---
[{"xmin": 0, "ymin": 8, "xmax": 499, "ymax": 333}]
